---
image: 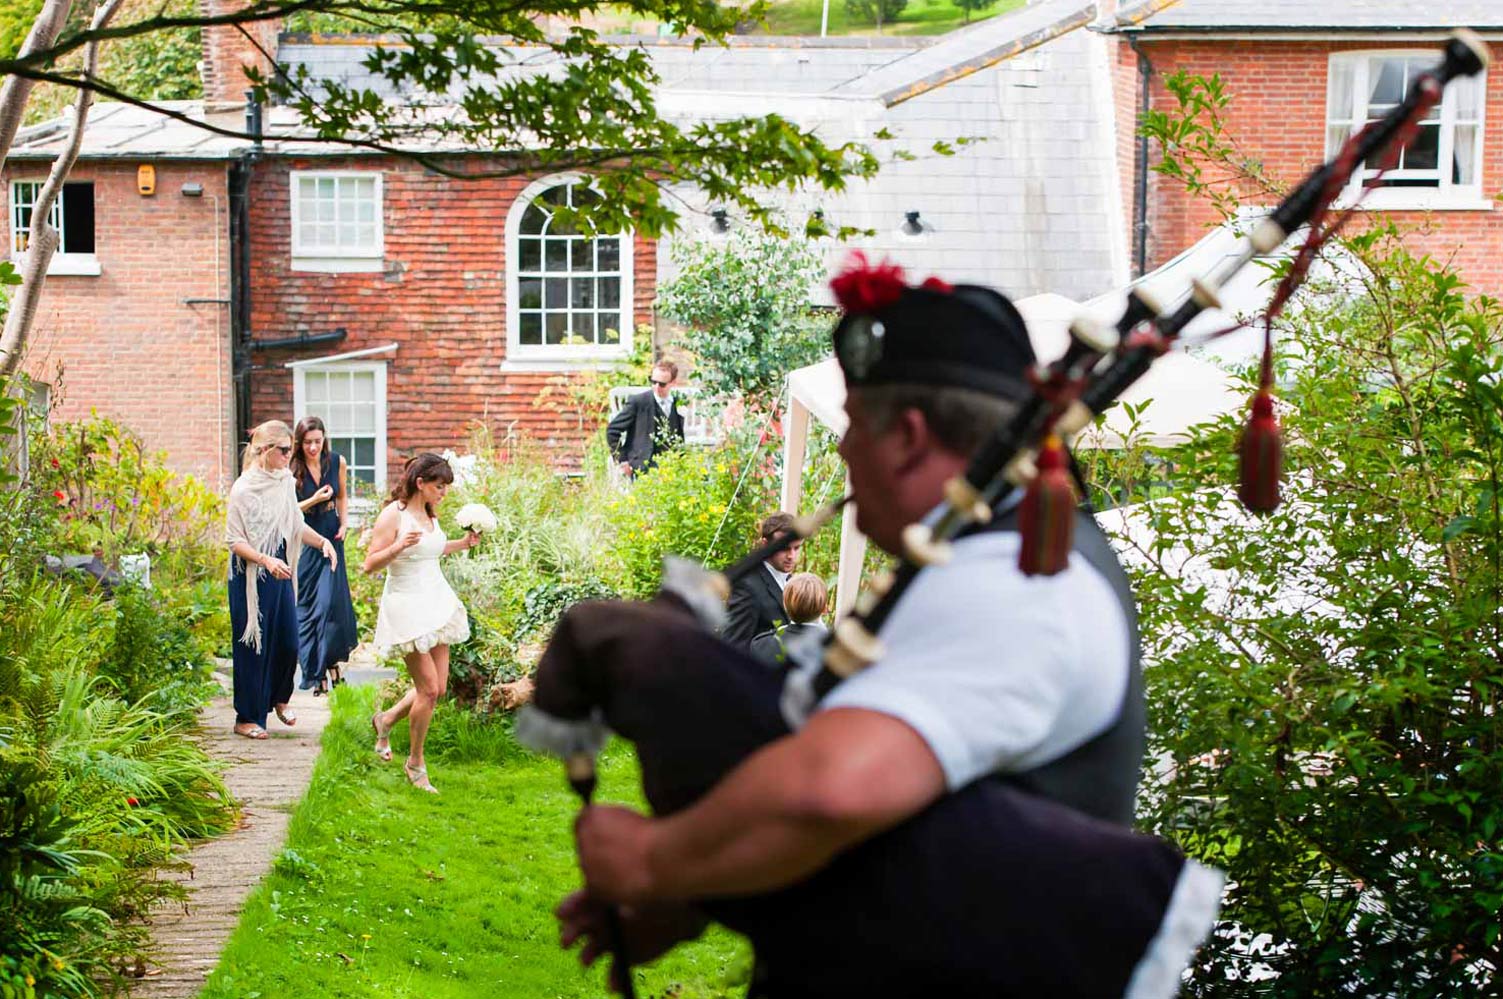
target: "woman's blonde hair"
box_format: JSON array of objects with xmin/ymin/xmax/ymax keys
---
[
  {"xmin": 782, "ymin": 572, "xmax": 828, "ymax": 625},
  {"xmin": 241, "ymin": 420, "xmax": 293, "ymax": 473}
]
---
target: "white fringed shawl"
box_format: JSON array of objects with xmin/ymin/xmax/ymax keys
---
[{"xmin": 225, "ymin": 466, "xmax": 304, "ymax": 652}]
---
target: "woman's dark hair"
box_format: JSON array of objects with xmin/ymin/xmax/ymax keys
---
[
  {"xmin": 291, "ymin": 416, "xmax": 329, "ymax": 489},
  {"xmin": 391, "ymin": 453, "xmax": 454, "ymax": 520}
]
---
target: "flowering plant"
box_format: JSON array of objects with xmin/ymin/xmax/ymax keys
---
[{"xmin": 454, "ymin": 503, "xmax": 498, "ymax": 536}]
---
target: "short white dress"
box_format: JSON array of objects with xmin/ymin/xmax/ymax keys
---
[{"xmin": 373, "ymin": 505, "xmax": 471, "ymax": 656}]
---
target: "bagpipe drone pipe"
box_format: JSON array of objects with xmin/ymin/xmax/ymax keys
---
[{"xmin": 515, "ymin": 30, "xmax": 1489, "ymax": 999}]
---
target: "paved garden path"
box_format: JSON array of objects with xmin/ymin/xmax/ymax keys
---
[{"xmin": 128, "ymin": 654, "xmax": 392, "ymax": 999}]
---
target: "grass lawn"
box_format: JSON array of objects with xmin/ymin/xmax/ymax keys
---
[
  {"xmin": 583, "ymin": 0, "xmax": 1025, "ymax": 38},
  {"xmin": 202, "ymin": 686, "xmax": 751, "ymax": 999},
  {"xmin": 760, "ymin": 0, "xmax": 1025, "ymax": 37}
]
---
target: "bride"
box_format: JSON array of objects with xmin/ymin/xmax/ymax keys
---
[{"xmin": 363, "ymin": 453, "xmax": 479, "ymax": 793}]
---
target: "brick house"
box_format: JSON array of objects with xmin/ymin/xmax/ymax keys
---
[
  {"xmin": 7, "ymin": 0, "xmax": 1137, "ymax": 489},
  {"xmin": 1098, "ymin": 0, "xmax": 1503, "ymax": 285}
]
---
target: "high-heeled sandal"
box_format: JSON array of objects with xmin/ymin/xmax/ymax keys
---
[
  {"xmin": 404, "ymin": 760, "xmax": 439, "ymax": 795},
  {"xmin": 371, "ymin": 711, "xmax": 393, "ymax": 762}
]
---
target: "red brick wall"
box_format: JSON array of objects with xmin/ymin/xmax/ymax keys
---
[
  {"xmin": 1108, "ymin": 29, "xmax": 1143, "ymax": 274},
  {"xmin": 245, "ymin": 156, "xmax": 657, "ymax": 479},
  {"xmin": 3, "ymin": 161, "xmax": 236, "ymax": 487},
  {"xmin": 1135, "ymin": 38, "xmax": 1503, "ymax": 292}
]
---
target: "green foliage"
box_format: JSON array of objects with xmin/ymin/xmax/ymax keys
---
[
  {"xmin": 1138, "ymin": 70, "xmax": 1276, "ymax": 222},
  {"xmin": 206, "ymin": 686, "xmax": 750, "ymax": 998},
  {"xmin": 102, "ymin": 583, "xmax": 216, "ymax": 711},
  {"xmin": 949, "ymin": 0, "xmax": 996, "ymax": 24},
  {"xmin": 657, "ymin": 230, "xmax": 830, "ymax": 406},
  {"xmin": 1127, "ymin": 77, "xmax": 1503, "ymax": 993},
  {"xmin": 28, "ymin": 413, "xmax": 222, "ymax": 559}
]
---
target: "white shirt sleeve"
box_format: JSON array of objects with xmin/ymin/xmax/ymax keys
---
[{"xmin": 816, "ymin": 531, "xmax": 1131, "ymax": 791}]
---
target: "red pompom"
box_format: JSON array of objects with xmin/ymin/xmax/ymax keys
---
[
  {"xmin": 920, "ymin": 276, "xmax": 953, "ymax": 294},
  {"xmin": 1238, "ymin": 391, "xmax": 1283, "ymax": 514},
  {"xmin": 830, "ymin": 251, "xmax": 908, "ymax": 315},
  {"xmin": 1018, "ymin": 436, "xmax": 1077, "ymax": 577}
]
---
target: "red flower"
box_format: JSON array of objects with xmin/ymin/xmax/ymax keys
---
[
  {"xmin": 49, "ymin": 457, "xmax": 60, "ymax": 468},
  {"xmin": 920, "ymin": 276, "xmax": 954, "ymax": 294},
  {"xmin": 830, "ymin": 251, "xmax": 907, "ymax": 314},
  {"xmin": 126, "ymin": 797, "xmax": 139, "ymax": 807},
  {"xmin": 53, "ymin": 490, "xmax": 67, "ymax": 503}
]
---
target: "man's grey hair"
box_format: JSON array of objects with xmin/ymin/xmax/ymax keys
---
[{"xmin": 853, "ymin": 384, "xmax": 1019, "ymax": 457}]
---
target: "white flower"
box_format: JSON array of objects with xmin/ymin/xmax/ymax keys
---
[{"xmin": 454, "ymin": 503, "xmax": 498, "ymax": 535}]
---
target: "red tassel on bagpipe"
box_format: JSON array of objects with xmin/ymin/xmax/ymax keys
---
[
  {"xmin": 1238, "ymin": 390, "xmax": 1283, "ymax": 514},
  {"xmin": 1018, "ymin": 434, "xmax": 1077, "ymax": 577}
]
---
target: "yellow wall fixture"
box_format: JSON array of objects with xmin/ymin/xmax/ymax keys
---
[{"xmin": 137, "ymin": 164, "xmax": 156, "ymax": 196}]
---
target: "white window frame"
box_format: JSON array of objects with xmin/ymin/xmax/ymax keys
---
[
  {"xmin": 1327, "ymin": 50, "xmax": 1491, "ymax": 211},
  {"xmin": 8, "ymin": 180, "xmax": 102, "ymax": 276},
  {"xmin": 504, "ymin": 173, "xmax": 635, "ymax": 368},
  {"xmin": 291, "ymin": 360, "xmax": 388, "ymax": 495},
  {"xmin": 289, "ymin": 170, "xmax": 385, "ymax": 273}
]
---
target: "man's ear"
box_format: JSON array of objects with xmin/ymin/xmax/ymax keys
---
[{"xmin": 887, "ymin": 407, "xmax": 934, "ymax": 476}]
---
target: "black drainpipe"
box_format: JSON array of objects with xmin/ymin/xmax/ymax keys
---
[
  {"xmin": 1128, "ymin": 33, "xmax": 1152, "ymax": 279},
  {"xmin": 229, "ymin": 93, "xmax": 263, "ymax": 455}
]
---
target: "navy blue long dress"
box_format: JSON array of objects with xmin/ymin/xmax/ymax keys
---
[
  {"xmin": 296, "ymin": 452, "xmax": 359, "ymax": 690},
  {"xmin": 229, "ymin": 542, "xmax": 298, "ymax": 728}
]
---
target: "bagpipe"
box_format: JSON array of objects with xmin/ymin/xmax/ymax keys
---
[{"xmin": 516, "ymin": 31, "xmax": 1489, "ymax": 999}]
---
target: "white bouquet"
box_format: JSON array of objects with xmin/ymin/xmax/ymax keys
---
[{"xmin": 455, "ymin": 503, "xmax": 498, "ymax": 535}]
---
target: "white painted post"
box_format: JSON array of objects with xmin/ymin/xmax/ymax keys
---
[
  {"xmin": 834, "ymin": 473, "xmax": 867, "ymax": 621},
  {"xmin": 820, "ymin": 0, "xmax": 830, "ymax": 37},
  {"xmin": 780, "ymin": 395, "xmax": 810, "ymax": 516}
]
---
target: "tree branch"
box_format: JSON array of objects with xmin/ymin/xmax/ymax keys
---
[
  {"xmin": 0, "ymin": 0, "xmax": 77, "ymax": 175},
  {"xmin": 0, "ymin": 0, "xmax": 126, "ymax": 379}
]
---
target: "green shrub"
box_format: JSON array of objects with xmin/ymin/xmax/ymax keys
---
[
  {"xmin": 102, "ymin": 584, "xmax": 215, "ymax": 712},
  {"xmin": 28, "ymin": 414, "xmax": 222, "ymax": 559}
]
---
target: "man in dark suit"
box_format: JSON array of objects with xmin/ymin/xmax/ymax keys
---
[
  {"xmin": 722, "ymin": 511, "xmax": 802, "ymax": 648},
  {"xmin": 606, "ymin": 360, "xmax": 685, "ymax": 477}
]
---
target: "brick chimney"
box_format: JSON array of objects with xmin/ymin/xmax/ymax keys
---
[{"xmin": 200, "ymin": 0, "xmax": 282, "ymax": 110}]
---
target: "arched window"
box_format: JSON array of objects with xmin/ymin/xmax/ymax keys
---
[{"xmin": 508, "ymin": 179, "xmax": 633, "ymax": 361}]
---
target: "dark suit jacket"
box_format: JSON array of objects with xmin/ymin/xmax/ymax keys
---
[
  {"xmin": 722, "ymin": 565, "xmax": 787, "ymax": 649},
  {"xmin": 749, "ymin": 621, "xmax": 824, "ymax": 669},
  {"xmin": 606, "ymin": 390, "xmax": 684, "ymax": 473}
]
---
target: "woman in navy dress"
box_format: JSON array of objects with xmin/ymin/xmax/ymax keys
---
[
  {"xmin": 226, "ymin": 420, "xmax": 337, "ymax": 739},
  {"xmin": 292, "ymin": 416, "xmax": 360, "ymax": 695}
]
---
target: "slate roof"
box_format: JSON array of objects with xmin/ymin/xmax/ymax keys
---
[
  {"xmin": 7, "ymin": 101, "xmax": 252, "ymax": 160},
  {"xmin": 1107, "ymin": 0, "xmax": 1503, "ymax": 32}
]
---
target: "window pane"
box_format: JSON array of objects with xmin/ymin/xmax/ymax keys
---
[
  {"xmin": 1327, "ymin": 59, "xmax": 1355, "ymax": 123},
  {"xmin": 597, "ymin": 238, "xmax": 620, "ymax": 272},
  {"xmin": 572, "ymin": 238, "xmax": 594, "ymax": 270},
  {"xmin": 1453, "ymin": 125, "xmax": 1478, "ymax": 185},
  {"xmin": 571, "ymin": 277, "xmax": 594, "ymax": 309},
  {"xmin": 305, "ymin": 374, "xmax": 328, "ymax": 403},
  {"xmin": 1368, "ymin": 57, "xmax": 1404, "ymax": 105},
  {"xmin": 351, "ymin": 370, "xmax": 376, "ymax": 402},
  {"xmin": 332, "ymin": 374, "xmax": 353, "ymax": 402},
  {"xmin": 317, "ymin": 177, "xmax": 335, "ymax": 198},
  {"xmin": 1326, "ymin": 125, "xmax": 1352, "ymax": 158},
  {"xmin": 520, "ymin": 312, "xmax": 542, "ymax": 344},
  {"xmin": 521, "ymin": 203, "xmax": 548, "ymax": 235},
  {"xmin": 545, "ymin": 312, "xmax": 567, "ymax": 345},
  {"xmin": 1452, "ymin": 75, "xmax": 1482, "ymax": 121},
  {"xmin": 541, "ymin": 185, "xmax": 569, "ymax": 207},
  {"xmin": 599, "ymin": 277, "xmax": 620, "ymax": 310},
  {"xmin": 545, "ymin": 277, "xmax": 566, "ymax": 309},
  {"xmin": 519, "ymin": 277, "xmax": 542, "ymax": 309},
  {"xmin": 1403, "ymin": 123, "xmax": 1440, "ymax": 171},
  {"xmin": 354, "ymin": 437, "xmax": 375, "ymax": 467},
  {"xmin": 358, "ymin": 198, "xmax": 377, "ymax": 223},
  {"xmin": 545, "ymin": 239, "xmax": 568, "ymax": 271},
  {"xmin": 600, "ymin": 319, "xmax": 621, "ymax": 346},
  {"xmin": 519, "ymin": 238, "xmax": 541, "ymax": 272},
  {"xmin": 349, "ymin": 403, "xmax": 376, "ymax": 434},
  {"xmin": 339, "ymin": 223, "xmax": 359, "ymax": 246}
]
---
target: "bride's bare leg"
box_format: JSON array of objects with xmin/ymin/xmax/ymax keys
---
[{"xmin": 402, "ymin": 650, "xmax": 442, "ymax": 790}]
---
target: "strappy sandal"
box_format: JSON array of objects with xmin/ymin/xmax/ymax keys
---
[
  {"xmin": 234, "ymin": 724, "xmax": 268, "ymax": 740},
  {"xmin": 274, "ymin": 704, "xmax": 297, "ymax": 726},
  {"xmin": 404, "ymin": 759, "xmax": 439, "ymax": 795},
  {"xmin": 371, "ymin": 711, "xmax": 393, "ymax": 762}
]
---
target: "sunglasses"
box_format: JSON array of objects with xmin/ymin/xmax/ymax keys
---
[
  {"xmin": 267, "ymin": 444, "xmax": 293, "ymax": 456},
  {"xmin": 650, "ymin": 379, "xmax": 671, "ymax": 388}
]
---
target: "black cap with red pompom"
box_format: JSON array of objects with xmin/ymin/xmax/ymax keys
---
[{"xmin": 830, "ymin": 252, "xmax": 1035, "ymax": 401}]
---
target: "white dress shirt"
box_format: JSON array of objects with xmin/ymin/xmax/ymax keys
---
[{"xmin": 764, "ymin": 563, "xmax": 790, "ymax": 591}]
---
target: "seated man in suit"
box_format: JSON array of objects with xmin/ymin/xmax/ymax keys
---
[
  {"xmin": 749, "ymin": 571, "xmax": 828, "ymax": 669},
  {"xmin": 722, "ymin": 512, "xmax": 802, "ymax": 648},
  {"xmin": 606, "ymin": 360, "xmax": 685, "ymax": 478}
]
